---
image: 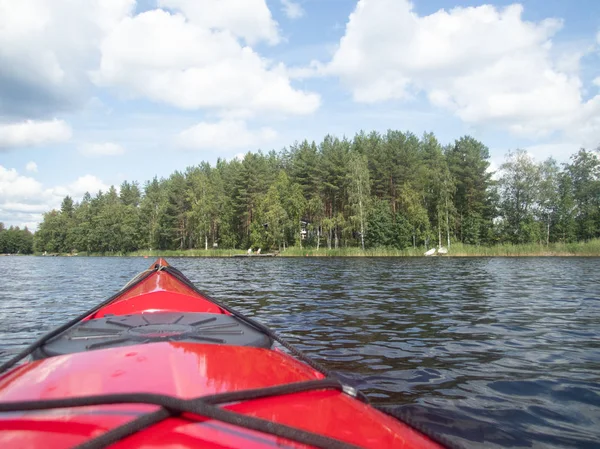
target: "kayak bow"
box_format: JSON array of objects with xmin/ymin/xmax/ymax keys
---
[{"xmin": 0, "ymin": 258, "xmax": 449, "ymax": 449}]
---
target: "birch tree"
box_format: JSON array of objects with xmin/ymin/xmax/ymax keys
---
[{"xmin": 347, "ymin": 153, "xmax": 371, "ymax": 250}]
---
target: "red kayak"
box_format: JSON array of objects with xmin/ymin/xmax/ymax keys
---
[{"xmin": 0, "ymin": 258, "xmax": 450, "ymax": 449}]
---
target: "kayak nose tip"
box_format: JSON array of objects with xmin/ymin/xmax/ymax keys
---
[{"xmin": 150, "ymin": 258, "xmax": 170, "ymax": 270}]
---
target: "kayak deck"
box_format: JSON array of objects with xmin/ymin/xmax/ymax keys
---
[{"xmin": 0, "ymin": 259, "xmax": 447, "ymax": 449}]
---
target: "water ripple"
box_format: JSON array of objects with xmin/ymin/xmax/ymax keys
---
[{"xmin": 0, "ymin": 256, "xmax": 599, "ymax": 448}]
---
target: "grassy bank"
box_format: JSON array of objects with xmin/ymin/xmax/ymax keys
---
[
  {"xmin": 277, "ymin": 247, "xmax": 423, "ymax": 257},
  {"xmin": 268, "ymin": 240, "xmax": 600, "ymax": 257},
  {"xmin": 125, "ymin": 249, "xmax": 242, "ymax": 257},
  {"xmin": 447, "ymin": 240, "xmax": 600, "ymax": 256},
  {"xmin": 45, "ymin": 239, "xmax": 600, "ymax": 257}
]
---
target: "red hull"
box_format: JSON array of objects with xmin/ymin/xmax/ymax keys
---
[{"xmin": 0, "ymin": 259, "xmax": 445, "ymax": 449}]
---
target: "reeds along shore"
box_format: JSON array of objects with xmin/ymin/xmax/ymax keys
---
[{"xmin": 37, "ymin": 239, "xmax": 600, "ymax": 257}]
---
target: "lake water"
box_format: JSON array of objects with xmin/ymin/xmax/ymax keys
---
[{"xmin": 0, "ymin": 256, "xmax": 599, "ymax": 448}]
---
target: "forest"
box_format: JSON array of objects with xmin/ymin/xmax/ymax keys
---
[
  {"xmin": 0, "ymin": 224, "xmax": 34, "ymax": 254},
  {"xmin": 32, "ymin": 130, "xmax": 600, "ymax": 254}
]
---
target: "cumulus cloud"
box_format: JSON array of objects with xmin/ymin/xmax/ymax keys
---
[
  {"xmin": 523, "ymin": 142, "xmax": 583, "ymax": 163},
  {"xmin": 0, "ymin": 165, "xmax": 55, "ymax": 228},
  {"xmin": 324, "ymin": 0, "xmax": 600, "ymax": 145},
  {"xmin": 63, "ymin": 175, "xmax": 110, "ymax": 198},
  {"xmin": 0, "ymin": 166, "xmax": 43, "ymax": 201},
  {"xmin": 176, "ymin": 119, "xmax": 277, "ymax": 150},
  {"xmin": 0, "ymin": 0, "xmax": 134, "ymax": 117},
  {"xmin": 281, "ymin": 0, "xmax": 305, "ymax": 20},
  {"xmin": 79, "ymin": 142, "xmax": 125, "ymax": 157},
  {"xmin": 0, "ymin": 0, "xmax": 316, "ymax": 120},
  {"xmin": 92, "ymin": 9, "xmax": 319, "ymax": 116},
  {"xmin": 0, "ymin": 119, "xmax": 72, "ymax": 150},
  {"xmin": 25, "ymin": 161, "xmax": 38, "ymax": 173},
  {"xmin": 0, "ymin": 165, "xmax": 109, "ymax": 228},
  {"xmin": 158, "ymin": 0, "xmax": 280, "ymax": 45}
]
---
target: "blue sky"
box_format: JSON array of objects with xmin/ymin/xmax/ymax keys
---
[{"xmin": 0, "ymin": 0, "xmax": 599, "ymax": 229}]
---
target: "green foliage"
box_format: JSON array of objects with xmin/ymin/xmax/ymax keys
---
[
  {"xmin": 258, "ymin": 171, "xmax": 290, "ymax": 250},
  {"xmin": 566, "ymin": 149, "xmax": 600, "ymax": 241},
  {"xmin": 446, "ymin": 136, "xmax": 492, "ymax": 244},
  {"xmin": 495, "ymin": 148, "xmax": 600, "ymax": 245},
  {"xmin": 139, "ymin": 177, "xmax": 166, "ymax": 250},
  {"xmin": 499, "ymin": 149, "xmax": 540, "ymax": 244},
  {"xmin": 35, "ymin": 210, "xmax": 67, "ymax": 253},
  {"xmin": 399, "ymin": 184, "xmax": 430, "ymax": 247},
  {"xmin": 120, "ymin": 181, "xmax": 141, "ymax": 207},
  {"xmin": 0, "ymin": 224, "xmax": 34, "ymax": 254},
  {"xmin": 30, "ymin": 131, "xmax": 600, "ymax": 254},
  {"xmin": 537, "ymin": 158, "xmax": 560, "ymax": 245},
  {"xmin": 347, "ymin": 152, "xmax": 370, "ymax": 250},
  {"xmin": 366, "ymin": 199, "xmax": 394, "ymax": 247},
  {"xmin": 187, "ymin": 163, "xmax": 215, "ymax": 250},
  {"xmin": 553, "ymin": 172, "xmax": 577, "ymax": 242}
]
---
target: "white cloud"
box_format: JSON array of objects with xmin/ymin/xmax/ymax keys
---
[
  {"xmin": 158, "ymin": 0, "xmax": 280, "ymax": 45},
  {"xmin": 0, "ymin": 119, "xmax": 72, "ymax": 150},
  {"xmin": 79, "ymin": 142, "xmax": 125, "ymax": 157},
  {"xmin": 25, "ymin": 161, "xmax": 38, "ymax": 173},
  {"xmin": 0, "ymin": 166, "xmax": 44, "ymax": 202},
  {"xmin": 523, "ymin": 142, "xmax": 582, "ymax": 162},
  {"xmin": 0, "ymin": 165, "xmax": 109, "ymax": 228},
  {"xmin": 0, "ymin": 165, "xmax": 55, "ymax": 228},
  {"xmin": 0, "ymin": 0, "xmax": 134, "ymax": 116},
  {"xmin": 281, "ymin": 0, "xmax": 305, "ymax": 20},
  {"xmin": 176, "ymin": 119, "xmax": 277, "ymax": 150},
  {"xmin": 92, "ymin": 9, "xmax": 319, "ymax": 116},
  {"xmin": 65, "ymin": 175, "xmax": 110, "ymax": 197},
  {"xmin": 325, "ymin": 0, "xmax": 600, "ymax": 145},
  {"xmin": 0, "ymin": 0, "xmax": 317, "ymax": 120}
]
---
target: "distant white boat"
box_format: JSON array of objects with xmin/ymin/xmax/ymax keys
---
[
  {"xmin": 424, "ymin": 248, "xmax": 436, "ymax": 256},
  {"xmin": 437, "ymin": 246, "xmax": 448, "ymax": 255}
]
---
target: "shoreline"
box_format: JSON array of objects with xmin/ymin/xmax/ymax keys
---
[{"xmin": 29, "ymin": 240, "xmax": 600, "ymax": 258}]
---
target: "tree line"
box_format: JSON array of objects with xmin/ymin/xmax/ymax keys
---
[
  {"xmin": 33, "ymin": 130, "xmax": 600, "ymax": 254},
  {"xmin": 0, "ymin": 224, "xmax": 34, "ymax": 254}
]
